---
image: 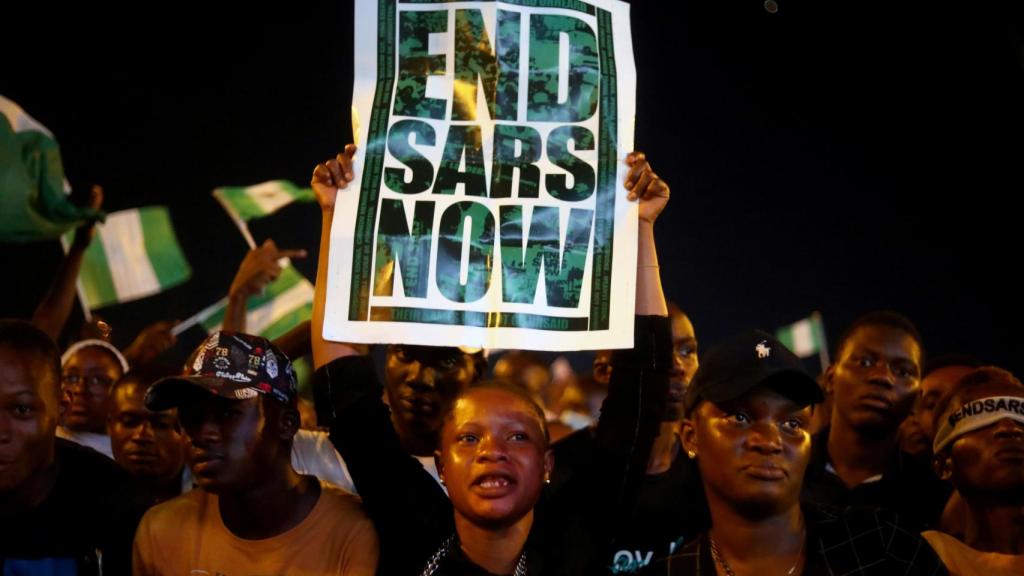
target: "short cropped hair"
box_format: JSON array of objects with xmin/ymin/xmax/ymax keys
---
[
  {"xmin": 446, "ymin": 379, "xmax": 550, "ymax": 445},
  {"xmin": 0, "ymin": 319, "xmax": 61, "ymax": 388},
  {"xmin": 834, "ymin": 311, "xmax": 925, "ymax": 365}
]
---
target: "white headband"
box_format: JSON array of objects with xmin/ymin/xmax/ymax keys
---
[
  {"xmin": 933, "ymin": 395, "xmax": 1024, "ymax": 453},
  {"xmin": 61, "ymin": 339, "xmax": 130, "ymax": 374}
]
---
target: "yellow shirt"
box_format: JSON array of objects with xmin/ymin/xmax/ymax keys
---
[
  {"xmin": 923, "ymin": 530, "xmax": 1024, "ymax": 576},
  {"xmin": 133, "ymin": 480, "xmax": 378, "ymax": 576}
]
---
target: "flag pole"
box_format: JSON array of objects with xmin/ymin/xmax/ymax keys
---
[
  {"xmin": 213, "ymin": 192, "xmax": 257, "ymax": 249},
  {"xmin": 171, "ymin": 296, "xmax": 229, "ymax": 337}
]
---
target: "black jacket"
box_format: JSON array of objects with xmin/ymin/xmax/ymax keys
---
[
  {"xmin": 644, "ymin": 505, "xmax": 949, "ymax": 576},
  {"xmin": 314, "ymin": 315, "xmax": 673, "ymax": 575}
]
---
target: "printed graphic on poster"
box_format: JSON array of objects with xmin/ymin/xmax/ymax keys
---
[{"xmin": 324, "ymin": 0, "xmax": 637, "ymax": 350}]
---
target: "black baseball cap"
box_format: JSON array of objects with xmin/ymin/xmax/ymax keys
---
[
  {"xmin": 684, "ymin": 330, "xmax": 823, "ymax": 415},
  {"xmin": 146, "ymin": 331, "xmax": 297, "ymax": 411}
]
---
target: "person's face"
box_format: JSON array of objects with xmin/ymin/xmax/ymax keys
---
[
  {"xmin": 937, "ymin": 385, "xmax": 1024, "ymax": 499},
  {"xmin": 896, "ymin": 407, "xmax": 930, "ymax": 457},
  {"xmin": 177, "ymin": 392, "xmax": 278, "ymax": 493},
  {"xmin": 493, "ymin": 358, "xmax": 550, "ymax": 405},
  {"xmin": 62, "ymin": 347, "xmax": 123, "ymax": 433},
  {"xmin": 667, "ymin": 312, "xmax": 699, "ymax": 421},
  {"xmin": 0, "ymin": 347, "xmax": 60, "ymax": 493},
  {"xmin": 827, "ymin": 325, "xmax": 921, "ymax": 435},
  {"xmin": 108, "ymin": 380, "xmax": 187, "ymax": 483},
  {"xmin": 438, "ymin": 388, "xmax": 553, "ymax": 529},
  {"xmin": 919, "ymin": 365, "xmax": 974, "ymax": 441},
  {"xmin": 683, "ymin": 386, "xmax": 812, "ymax": 518},
  {"xmin": 385, "ymin": 345, "xmax": 478, "ymax": 440},
  {"xmin": 592, "ymin": 351, "xmax": 613, "ymax": 388}
]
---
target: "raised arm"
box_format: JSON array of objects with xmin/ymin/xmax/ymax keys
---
[
  {"xmin": 222, "ymin": 238, "xmax": 307, "ymax": 333},
  {"xmin": 561, "ymin": 152, "xmax": 674, "ymax": 572},
  {"xmin": 309, "ymin": 145, "xmax": 453, "ymax": 574},
  {"xmin": 122, "ymin": 320, "xmax": 178, "ymax": 367},
  {"xmin": 310, "ymin": 144, "xmax": 360, "ymax": 369},
  {"xmin": 32, "ymin": 185, "xmax": 103, "ymax": 339},
  {"xmin": 629, "ymin": 151, "xmax": 669, "ymax": 317}
]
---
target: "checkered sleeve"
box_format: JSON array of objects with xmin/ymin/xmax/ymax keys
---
[{"xmin": 813, "ymin": 506, "xmax": 949, "ymax": 575}]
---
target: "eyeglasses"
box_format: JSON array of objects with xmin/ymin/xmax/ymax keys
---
[{"xmin": 62, "ymin": 373, "xmax": 115, "ymax": 395}]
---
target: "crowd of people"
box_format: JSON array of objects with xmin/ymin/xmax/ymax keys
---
[{"xmin": 1, "ymin": 146, "xmax": 1022, "ymax": 576}]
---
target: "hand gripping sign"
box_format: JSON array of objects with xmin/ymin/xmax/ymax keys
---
[{"xmin": 324, "ymin": 0, "xmax": 637, "ymax": 351}]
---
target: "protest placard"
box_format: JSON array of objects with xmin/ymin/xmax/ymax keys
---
[{"xmin": 324, "ymin": 0, "xmax": 637, "ymax": 350}]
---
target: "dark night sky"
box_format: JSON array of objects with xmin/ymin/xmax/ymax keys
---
[{"xmin": 3, "ymin": 1, "xmax": 1023, "ymax": 375}]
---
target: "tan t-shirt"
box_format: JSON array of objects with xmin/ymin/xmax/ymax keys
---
[
  {"xmin": 923, "ymin": 530, "xmax": 1024, "ymax": 576},
  {"xmin": 133, "ymin": 480, "xmax": 378, "ymax": 576}
]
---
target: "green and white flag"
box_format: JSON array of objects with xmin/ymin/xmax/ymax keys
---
[
  {"xmin": 66, "ymin": 206, "xmax": 192, "ymax": 310},
  {"xmin": 198, "ymin": 265, "xmax": 314, "ymax": 341},
  {"xmin": 67, "ymin": 206, "xmax": 191, "ymax": 309},
  {"xmin": 777, "ymin": 312, "xmax": 828, "ymax": 362},
  {"xmin": 213, "ymin": 180, "xmax": 315, "ymax": 247},
  {"xmin": 0, "ymin": 95, "xmax": 103, "ymax": 242}
]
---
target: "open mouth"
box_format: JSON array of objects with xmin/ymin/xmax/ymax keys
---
[{"xmin": 472, "ymin": 472, "xmax": 517, "ymax": 496}]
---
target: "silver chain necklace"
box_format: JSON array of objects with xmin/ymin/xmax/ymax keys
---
[
  {"xmin": 419, "ymin": 535, "xmax": 528, "ymax": 576},
  {"xmin": 709, "ymin": 533, "xmax": 804, "ymax": 576}
]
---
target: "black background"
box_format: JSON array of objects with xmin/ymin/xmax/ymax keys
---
[{"xmin": 3, "ymin": 1, "xmax": 1022, "ymax": 375}]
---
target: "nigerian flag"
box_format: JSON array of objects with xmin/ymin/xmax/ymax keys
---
[
  {"xmin": 213, "ymin": 180, "xmax": 315, "ymax": 224},
  {"xmin": 776, "ymin": 312, "xmax": 828, "ymax": 360},
  {"xmin": 199, "ymin": 265, "xmax": 314, "ymax": 341},
  {"xmin": 67, "ymin": 207, "xmax": 192, "ymax": 310},
  {"xmin": 0, "ymin": 95, "xmax": 103, "ymax": 242}
]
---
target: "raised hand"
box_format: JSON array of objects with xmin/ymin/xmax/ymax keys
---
[
  {"xmin": 625, "ymin": 152, "xmax": 669, "ymax": 224},
  {"xmin": 311, "ymin": 144, "xmax": 358, "ymax": 212}
]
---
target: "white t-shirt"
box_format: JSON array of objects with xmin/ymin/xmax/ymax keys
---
[
  {"xmin": 291, "ymin": 429, "xmax": 356, "ymax": 493},
  {"xmin": 56, "ymin": 428, "xmax": 113, "ymax": 458}
]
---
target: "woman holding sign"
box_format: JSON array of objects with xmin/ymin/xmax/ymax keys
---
[{"xmin": 310, "ymin": 145, "xmax": 672, "ymax": 575}]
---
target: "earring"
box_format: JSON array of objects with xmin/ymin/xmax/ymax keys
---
[
  {"xmin": 544, "ymin": 476, "xmax": 551, "ymax": 485},
  {"xmin": 687, "ymin": 450, "xmax": 696, "ymax": 459}
]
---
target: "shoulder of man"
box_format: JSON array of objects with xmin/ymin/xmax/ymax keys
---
[
  {"xmin": 304, "ymin": 482, "xmax": 378, "ymax": 552},
  {"xmin": 137, "ymin": 489, "xmax": 206, "ymax": 534},
  {"xmin": 313, "ymin": 354, "xmax": 382, "ymax": 425},
  {"xmin": 55, "ymin": 438, "xmax": 143, "ymax": 511},
  {"xmin": 316, "ymin": 481, "xmax": 368, "ymax": 512},
  {"xmin": 56, "ymin": 437, "xmax": 122, "ymax": 478}
]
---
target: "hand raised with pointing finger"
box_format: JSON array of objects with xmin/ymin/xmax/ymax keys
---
[
  {"xmin": 229, "ymin": 239, "xmax": 307, "ymax": 300},
  {"xmin": 311, "ymin": 144, "xmax": 358, "ymax": 212}
]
